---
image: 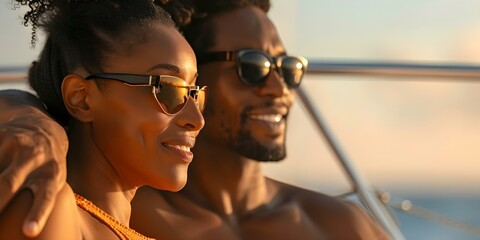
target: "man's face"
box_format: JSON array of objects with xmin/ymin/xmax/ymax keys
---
[{"xmin": 197, "ymin": 6, "xmax": 294, "ymax": 161}]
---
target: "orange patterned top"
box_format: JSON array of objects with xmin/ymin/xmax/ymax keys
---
[{"xmin": 75, "ymin": 193, "xmax": 155, "ymax": 240}]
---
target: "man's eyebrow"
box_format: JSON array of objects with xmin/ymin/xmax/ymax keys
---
[{"xmin": 147, "ymin": 64, "xmax": 180, "ymax": 73}]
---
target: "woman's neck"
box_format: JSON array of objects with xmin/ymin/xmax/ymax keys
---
[{"xmin": 66, "ymin": 122, "xmax": 137, "ymax": 226}]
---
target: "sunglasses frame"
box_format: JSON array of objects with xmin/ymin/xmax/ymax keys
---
[
  {"xmin": 197, "ymin": 49, "xmax": 308, "ymax": 88},
  {"xmin": 85, "ymin": 73, "xmax": 206, "ymax": 115}
]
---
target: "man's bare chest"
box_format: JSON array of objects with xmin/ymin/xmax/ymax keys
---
[{"xmin": 165, "ymin": 202, "xmax": 326, "ymax": 240}]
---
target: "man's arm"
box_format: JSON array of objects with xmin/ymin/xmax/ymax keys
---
[{"xmin": 0, "ymin": 89, "xmax": 68, "ymax": 237}]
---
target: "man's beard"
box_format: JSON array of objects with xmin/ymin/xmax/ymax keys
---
[
  {"xmin": 226, "ymin": 106, "xmax": 287, "ymax": 162},
  {"xmin": 228, "ymin": 128, "xmax": 286, "ymax": 162}
]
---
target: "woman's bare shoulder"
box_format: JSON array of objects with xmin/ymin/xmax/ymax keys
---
[{"xmin": 0, "ymin": 184, "xmax": 82, "ymax": 240}]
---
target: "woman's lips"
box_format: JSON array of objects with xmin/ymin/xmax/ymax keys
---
[{"xmin": 162, "ymin": 143, "xmax": 194, "ymax": 163}]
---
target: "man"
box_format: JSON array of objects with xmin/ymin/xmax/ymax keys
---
[{"xmin": 0, "ymin": 1, "xmax": 389, "ymax": 239}]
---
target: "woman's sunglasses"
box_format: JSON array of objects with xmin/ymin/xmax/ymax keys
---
[
  {"xmin": 85, "ymin": 73, "xmax": 207, "ymax": 115},
  {"xmin": 197, "ymin": 49, "xmax": 308, "ymax": 88}
]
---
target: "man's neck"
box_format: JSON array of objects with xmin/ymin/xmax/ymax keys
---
[{"xmin": 182, "ymin": 138, "xmax": 274, "ymax": 219}]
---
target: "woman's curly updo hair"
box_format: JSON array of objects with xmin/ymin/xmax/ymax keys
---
[
  {"xmin": 15, "ymin": 0, "xmax": 175, "ymax": 125},
  {"xmin": 156, "ymin": 0, "xmax": 270, "ymax": 54},
  {"xmin": 15, "ymin": 0, "xmax": 269, "ymax": 125}
]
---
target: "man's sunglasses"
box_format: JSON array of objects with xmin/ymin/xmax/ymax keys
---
[
  {"xmin": 197, "ymin": 49, "xmax": 308, "ymax": 88},
  {"xmin": 85, "ymin": 73, "xmax": 207, "ymax": 115}
]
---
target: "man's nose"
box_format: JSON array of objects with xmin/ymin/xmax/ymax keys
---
[{"xmin": 257, "ymin": 68, "xmax": 290, "ymax": 98}]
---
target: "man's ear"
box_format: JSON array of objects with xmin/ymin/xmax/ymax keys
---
[{"xmin": 61, "ymin": 74, "xmax": 95, "ymax": 122}]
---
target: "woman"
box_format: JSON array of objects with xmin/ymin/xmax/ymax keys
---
[{"xmin": 0, "ymin": 0, "xmax": 205, "ymax": 239}]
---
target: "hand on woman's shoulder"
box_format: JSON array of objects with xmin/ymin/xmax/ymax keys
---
[{"xmin": 0, "ymin": 184, "xmax": 81, "ymax": 240}]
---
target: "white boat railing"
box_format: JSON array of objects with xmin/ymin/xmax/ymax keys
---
[
  {"xmin": 306, "ymin": 61, "xmax": 480, "ymax": 79},
  {"xmin": 298, "ymin": 60, "xmax": 480, "ymax": 240},
  {"xmin": 296, "ymin": 86, "xmax": 405, "ymax": 240},
  {"xmin": 0, "ymin": 66, "xmax": 28, "ymax": 82},
  {"xmin": 5, "ymin": 61, "xmax": 480, "ymax": 81}
]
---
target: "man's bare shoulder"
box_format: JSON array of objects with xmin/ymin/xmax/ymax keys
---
[
  {"xmin": 268, "ymin": 178, "xmax": 347, "ymax": 204},
  {"xmin": 265, "ymin": 178, "xmax": 353, "ymax": 220},
  {"xmin": 266, "ymin": 178, "xmax": 390, "ymax": 240}
]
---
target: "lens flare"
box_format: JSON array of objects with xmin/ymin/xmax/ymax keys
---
[{"xmin": 296, "ymin": 62, "xmax": 303, "ymax": 69}]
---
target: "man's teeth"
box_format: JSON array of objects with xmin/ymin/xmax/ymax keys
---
[
  {"xmin": 249, "ymin": 114, "xmax": 282, "ymax": 123},
  {"xmin": 166, "ymin": 144, "xmax": 191, "ymax": 151}
]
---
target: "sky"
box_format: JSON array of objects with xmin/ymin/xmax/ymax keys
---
[
  {"xmin": 1, "ymin": 0, "xmax": 480, "ymax": 196},
  {"xmin": 265, "ymin": 0, "xmax": 480, "ymax": 195}
]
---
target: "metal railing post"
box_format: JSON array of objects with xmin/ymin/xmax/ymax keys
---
[{"xmin": 295, "ymin": 86, "xmax": 406, "ymax": 240}]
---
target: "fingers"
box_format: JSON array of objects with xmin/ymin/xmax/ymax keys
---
[
  {"xmin": 0, "ymin": 155, "xmax": 41, "ymax": 213},
  {"xmin": 0, "ymin": 139, "xmax": 26, "ymax": 213},
  {"xmin": 0, "ymin": 132, "xmax": 47, "ymax": 208},
  {"xmin": 0, "ymin": 135, "xmax": 55, "ymax": 238},
  {"xmin": 22, "ymin": 160, "xmax": 64, "ymax": 237},
  {"xmin": 0, "ymin": 168, "xmax": 23, "ymax": 214},
  {"xmin": 23, "ymin": 179, "xmax": 57, "ymax": 237},
  {"xmin": 0, "ymin": 117, "xmax": 67, "ymax": 237}
]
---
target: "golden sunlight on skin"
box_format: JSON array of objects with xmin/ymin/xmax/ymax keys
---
[{"xmin": 1, "ymin": 1, "xmax": 480, "ymax": 196}]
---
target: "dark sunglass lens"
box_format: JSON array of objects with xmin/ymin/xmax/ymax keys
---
[
  {"xmin": 238, "ymin": 52, "xmax": 271, "ymax": 86},
  {"xmin": 155, "ymin": 77, "xmax": 189, "ymax": 114},
  {"xmin": 281, "ymin": 57, "xmax": 305, "ymax": 87}
]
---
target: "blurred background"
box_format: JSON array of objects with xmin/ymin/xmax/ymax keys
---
[{"xmin": 1, "ymin": 0, "xmax": 479, "ymax": 239}]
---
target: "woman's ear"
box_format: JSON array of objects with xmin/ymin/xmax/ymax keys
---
[{"xmin": 61, "ymin": 74, "xmax": 95, "ymax": 122}]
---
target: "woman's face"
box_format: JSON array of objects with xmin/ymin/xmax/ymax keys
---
[{"xmin": 88, "ymin": 24, "xmax": 204, "ymax": 191}]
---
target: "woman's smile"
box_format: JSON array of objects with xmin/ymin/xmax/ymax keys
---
[{"xmin": 161, "ymin": 137, "xmax": 196, "ymax": 163}]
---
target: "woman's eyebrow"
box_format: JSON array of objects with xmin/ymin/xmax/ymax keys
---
[{"xmin": 147, "ymin": 64, "xmax": 180, "ymax": 73}]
